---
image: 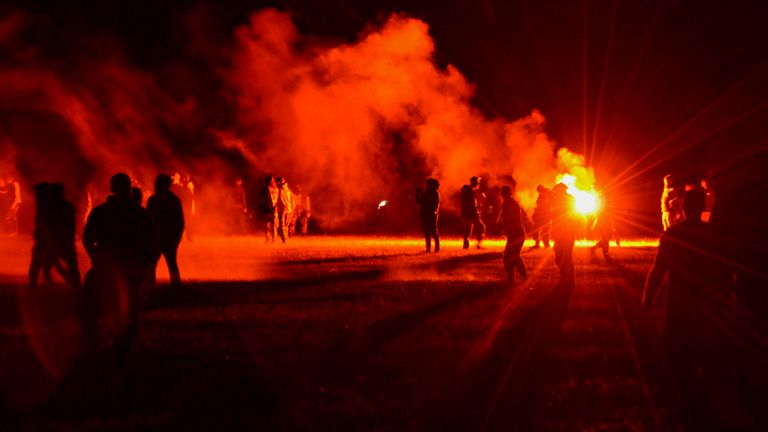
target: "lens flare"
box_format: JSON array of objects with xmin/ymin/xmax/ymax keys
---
[{"xmin": 557, "ymin": 173, "xmax": 600, "ymax": 216}]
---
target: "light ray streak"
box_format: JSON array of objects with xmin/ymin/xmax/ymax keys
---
[{"xmin": 589, "ymin": 0, "xmax": 619, "ymax": 167}]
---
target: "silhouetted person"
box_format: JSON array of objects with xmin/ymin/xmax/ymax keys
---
[
  {"xmin": 498, "ymin": 181, "xmax": 530, "ymax": 285},
  {"xmin": 29, "ymin": 182, "xmax": 81, "ymax": 289},
  {"xmin": 661, "ymin": 174, "xmax": 681, "ymax": 231},
  {"xmin": 461, "ymin": 176, "xmax": 485, "ymax": 249},
  {"xmin": 231, "ymin": 176, "xmax": 248, "ymax": 235},
  {"xmin": 642, "ymin": 189, "xmax": 735, "ymax": 427},
  {"xmin": 551, "ymin": 183, "xmax": 577, "ymax": 288},
  {"xmin": 700, "ymin": 177, "xmax": 716, "ymax": 223},
  {"xmin": 82, "ymin": 173, "xmax": 155, "ymax": 359},
  {"xmin": 3, "ymin": 174, "xmax": 21, "ymax": 236},
  {"xmin": 259, "ymin": 176, "xmax": 278, "ymax": 242},
  {"xmin": 275, "ymin": 177, "xmax": 294, "ymax": 243},
  {"xmin": 531, "ymin": 184, "xmax": 552, "ymax": 248},
  {"xmin": 147, "ymin": 174, "xmax": 184, "ymax": 291},
  {"xmin": 415, "ymin": 178, "xmax": 440, "ymax": 253},
  {"xmin": 590, "ymin": 208, "xmax": 616, "ymax": 258},
  {"xmin": 292, "ymin": 184, "xmax": 311, "ymax": 236}
]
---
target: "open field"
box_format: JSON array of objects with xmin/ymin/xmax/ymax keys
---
[{"xmin": 0, "ymin": 235, "xmax": 766, "ymax": 431}]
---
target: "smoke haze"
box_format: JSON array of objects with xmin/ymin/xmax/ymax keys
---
[{"xmin": 1, "ymin": 8, "xmax": 594, "ymax": 231}]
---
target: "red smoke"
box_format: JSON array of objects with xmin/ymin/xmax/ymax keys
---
[
  {"xmin": 1, "ymin": 8, "xmax": 596, "ymax": 231},
  {"xmin": 225, "ymin": 10, "xmax": 594, "ymax": 218}
]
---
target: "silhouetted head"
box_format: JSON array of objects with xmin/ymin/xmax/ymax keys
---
[
  {"xmin": 49, "ymin": 182, "xmax": 65, "ymax": 200},
  {"xmin": 663, "ymin": 174, "xmax": 673, "ymax": 188},
  {"xmin": 131, "ymin": 187, "xmax": 143, "ymax": 207},
  {"xmin": 172, "ymin": 172, "xmax": 182, "ymax": 185},
  {"xmin": 682, "ymin": 189, "xmax": 706, "ymax": 217},
  {"xmin": 33, "ymin": 182, "xmax": 50, "ymax": 203},
  {"xmin": 110, "ymin": 173, "xmax": 131, "ymax": 197},
  {"xmin": 276, "ymin": 177, "xmax": 287, "ymax": 188},
  {"xmin": 553, "ymin": 183, "xmax": 568, "ymax": 195},
  {"xmin": 155, "ymin": 174, "xmax": 172, "ymax": 193},
  {"xmin": 500, "ymin": 185, "xmax": 512, "ymax": 198},
  {"xmin": 536, "ymin": 184, "xmax": 547, "ymax": 194},
  {"xmin": 700, "ymin": 177, "xmax": 709, "ymax": 190},
  {"xmin": 469, "ymin": 176, "xmax": 481, "ymax": 187},
  {"xmin": 265, "ymin": 175, "xmax": 275, "ymax": 185},
  {"xmin": 426, "ymin": 178, "xmax": 440, "ymax": 190},
  {"xmin": 235, "ymin": 177, "xmax": 243, "ymax": 186}
]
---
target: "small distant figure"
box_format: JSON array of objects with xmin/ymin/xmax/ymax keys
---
[
  {"xmin": 82, "ymin": 173, "xmax": 155, "ymax": 358},
  {"xmin": 147, "ymin": 174, "xmax": 184, "ymax": 291},
  {"xmin": 461, "ymin": 176, "xmax": 486, "ymax": 249},
  {"xmin": 3, "ymin": 174, "xmax": 22, "ymax": 236},
  {"xmin": 275, "ymin": 177, "xmax": 294, "ymax": 243},
  {"xmin": 551, "ymin": 183, "xmax": 578, "ymax": 288},
  {"xmin": 531, "ymin": 184, "xmax": 552, "ymax": 249},
  {"xmin": 661, "ymin": 174, "xmax": 682, "ymax": 231},
  {"xmin": 29, "ymin": 182, "xmax": 81, "ymax": 289},
  {"xmin": 231, "ymin": 176, "xmax": 249, "ymax": 235},
  {"xmin": 590, "ymin": 209, "xmax": 616, "ymax": 258},
  {"xmin": 259, "ymin": 176, "xmax": 279, "ymax": 243},
  {"xmin": 291, "ymin": 184, "xmax": 311, "ymax": 236},
  {"xmin": 700, "ymin": 177, "xmax": 716, "ymax": 223},
  {"xmin": 183, "ymin": 173, "xmax": 196, "ymax": 239},
  {"xmin": 498, "ymin": 181, "xmax": 530, "ymax": 285},
  {"xmin": 642, "ymin": 189, "xmax": 735, "ymax": 427},
  {"xmin": 415, "ymin": 178, "xmax": 440, "ymax": 253}
]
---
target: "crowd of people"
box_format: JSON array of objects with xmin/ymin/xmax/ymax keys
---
[
  {"xmin": 231, "ymin": 175, "xmax": 311, "ymax": 242},
  {"xmin": 29, "ymin": 173, "xmax": 185, "ymax": 361}
]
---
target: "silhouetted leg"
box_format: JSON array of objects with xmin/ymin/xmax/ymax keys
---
[
  {"xmin": 165, "ymin": 245, "xmax": 181, "ymax": 290},
  {"xmin": 433, "ymin": 223, "xmax": 440, "ymax": 253},
  {"xmin": 114, "ymin": 269, "xmax": 143, "ymax": 364},
  {"xmin": 62, "ymin": 248, "xmax": 81, "ymax": 289},
  {"xmin": 475, "ymin": 217, "xmax": 486, "ymax": 248},
  {"xmin": 463, "ymin": 219, "xmax": 473, "ymax": 249},
  {"xmin": 28, "ymin": 244, "xmax": 44, "ymax": 288}
]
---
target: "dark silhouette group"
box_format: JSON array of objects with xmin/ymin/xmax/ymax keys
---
[{"xmin": 30, "ymin": 172, "xmax": 185, "ymax": 361}]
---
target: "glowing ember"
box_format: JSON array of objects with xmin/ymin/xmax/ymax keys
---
[
  {"xmin": 557, "ymin": 173, "xmax": 600, "ymax": 216},
  {"xmin": 378, "ymin": 200, "xmax": 389, "ymax": 210}
]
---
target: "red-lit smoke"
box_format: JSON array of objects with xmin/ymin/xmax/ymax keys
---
[{"xmin": 1, "ymin": 9, "xmax": 596, "ymax": 231}]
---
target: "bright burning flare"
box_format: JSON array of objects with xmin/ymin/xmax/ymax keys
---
[{"xmin": 557, "ymin": 173, "xmax": 600, "ymax": 216}]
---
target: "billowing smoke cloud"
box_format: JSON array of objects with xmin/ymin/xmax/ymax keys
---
[
  {"xmin": 224, "ymin": 10, "xmax": 593, "ymax": 220},
  {"xmin": 1, "ymin": 8, "xmax": 595, "ymax": 233}
]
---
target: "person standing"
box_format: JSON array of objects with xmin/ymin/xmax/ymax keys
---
[
  {"xmin": 4, "ymin": 174, "xmax": 21, "ymax": 236},
  {"xmin": 461, "ymin": 176, "xmax": 485, "ymax": 249},
  {"xmin": 82, "ymin": 173, "xmax": 155, "ymax": 359},
  {"xmin": 531, "ymin": 184, "xmax": 552, "ymax": 248},
  {"xmin": 700, "ymin": 177, "xmax": 716, "ymax": 223},
  {"xmin": 259, "ymin": 176, "xmax": 279, "ymax": 242},
  {"xmin": 415, "ymin": 178, "xmax": 440, "ymax": 253},
  {"xmin": 275, "ymin": 177, "xmax": 294, "ymax": 243},
  {"xmin": 292, "ymin": 184, "xmax": 311, "ymax": 236},
  {"xmin": 498, "ymin": 181, "xmax": 530, "ymax": 285},
  {"xmin": 643, "ymin": 189, "xmax": 735, "ymax": 427},
  {"xmin": 661, "ymin": 174, "xmax": 681, "ymax": 231},
  {"xmin": 29, "ymin": 182, "xmax": 80, "ymax": 289},
  {"xmin": 147, "ymin": 174, "xmax": 185, "ymax": 291},
  {"xmin": 231, "ymin": 176, "xmax": 249, "ymax": 235},
  {"xmin": 550, "ymin": 183, "xmax": 577, "ymax": 288}
]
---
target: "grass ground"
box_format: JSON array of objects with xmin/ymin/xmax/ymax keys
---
[{"xmin": 0, "ymin": 235, "xmax": 765, "ymax": 430}]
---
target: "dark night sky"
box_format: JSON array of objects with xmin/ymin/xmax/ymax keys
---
[{"xmin": 4, "ymin": 0, "xmax": 768, "ymax": 217}]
